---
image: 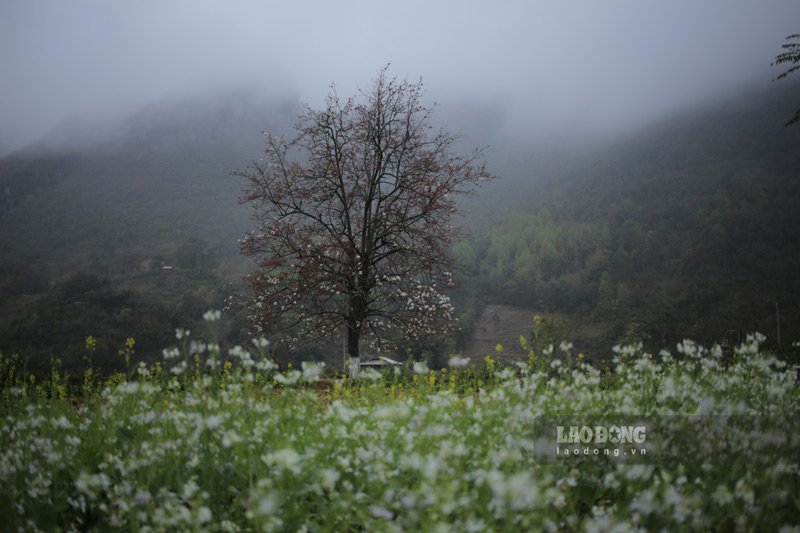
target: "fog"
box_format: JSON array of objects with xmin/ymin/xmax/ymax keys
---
[{"xmin": 1, "ymin": 0, "xmax": 798, "ymax": 155}]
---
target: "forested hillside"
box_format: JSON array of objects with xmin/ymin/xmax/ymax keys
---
[
  {"xmin": 462, "ymin": 83, "xmax": 800, "ymax": 353},
  {"xmin": 0, "ymin": 93, "xmax": 298, "ymax": 370},
  {"xmin": 1, "ymin": 84, "xmax": 798, "ymax": 370}
]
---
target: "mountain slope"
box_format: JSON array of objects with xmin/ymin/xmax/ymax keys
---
[
  {"xmin": 0, "ymin": 93, "xmax": 299, "ymax": 279},
  {"xmin": 1, "ymin": 83, "xmax": 798, "ymax": 368},
  {"xmin": 0, "ymin": 92, "xmax": 299, "ymax": 368},
  {"xmin": 468, "ymin": 82, "xmax": 800, "ymax": 354}
]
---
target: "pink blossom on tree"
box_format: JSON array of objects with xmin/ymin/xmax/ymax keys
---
[{"xmin": 236, "ymin": 67, "xmax": 494, "ymax": 360}]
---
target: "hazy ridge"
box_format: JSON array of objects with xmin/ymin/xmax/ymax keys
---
[{"xmin": 0, "ymin": 82, "xmax": 798, "ymax": 369}]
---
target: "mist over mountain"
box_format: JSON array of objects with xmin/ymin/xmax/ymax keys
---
[
  {"xmin": 0, "ymin": 91, "xmax": 297, "ymax": 274},
  {"xmin": 0, "ymin": 79, "xmax": 798, "ymax": 369},
  {"xmin": 461, "ymin": 81, "xmax": 800, "ymax": 355},
  {"xmin": 0, "ymin": 90, "xmax": 307, "ymax": 369},
  {"xmin": 0, "ymin": 85, "xmax": 521, "ymax": 286}
]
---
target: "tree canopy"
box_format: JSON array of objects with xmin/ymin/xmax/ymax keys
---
[{"xmin": 237, "ymin": 68, "xmax": 493, "ymax": 360}]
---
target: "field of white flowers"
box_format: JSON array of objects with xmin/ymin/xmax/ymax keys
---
[{"xmin": 1, "ymin": 328, "xmax": 798, "ymax": 531}]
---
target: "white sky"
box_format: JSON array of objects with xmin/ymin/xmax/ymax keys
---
[{"xmin": 1, "ymin": 0, "xmax": 798, "ymax": 152}]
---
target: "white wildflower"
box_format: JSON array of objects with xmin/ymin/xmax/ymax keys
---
[
  {"xmin": 52, "ymin": 416, "xmax": 71, "ymax": 430},
  {"xmin": 413, "ymin": 361, "xmax": 429, "ymax": 375},
  {"xmin": 448, "ymin": 355, "xmax": 470, "ymax": 368},
  {"xmin": 263, "ymin": 448, "xmax": 302, "ymax": 474},
  {"xmin": 257, "ymin": 493, "xmax": 278, "ymax": 516},
  {"xmin": 370, "ymin": 505, "xmax": 394, "ymax": 520},
  {"xmin": 197, "ymin": 506, "xmax": 212, "ymax": 523},
  {"xmin": 301, "ymin": 361, "xmax": 325, "ymax": 382},
  {"xmin": 203, "ymin": 310, "xmax": 222, "ymax": 322},
  {"xmin": 274, "ymin": 370, "xmax": 301, "ymax": 386},
  {"xmin": 252, "ymin": 337, "xmax": 270, "ymax": 348}
]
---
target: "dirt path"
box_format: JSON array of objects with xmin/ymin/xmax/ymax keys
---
[{"xmin": 462, "ymin": 304, "xmax": 536, "ymax": 363}]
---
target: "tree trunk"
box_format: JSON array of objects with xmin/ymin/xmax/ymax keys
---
[
  {"xmin": 347, "ymin": 321, "xmax": 360, "ymax": 377},
  {"xmin": 347, "ymin": 322, "xmax": 360, "ymax": 359},
  {"xmin": 347, "ymin": 287, "xmax": 367, "ymax": 376}
]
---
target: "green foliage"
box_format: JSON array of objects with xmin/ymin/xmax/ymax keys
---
[
  {"xmin": 466, "ymin": 85, "xmax": 800, "ymax": 354},
  {"xmin": 0, "ymin": 272, "xmax": 170, "ymax": 374},
  {"xmin": 0, "ymin": 100, "xmax": 275, "ymax": 369},
  {"xmin": 0, "ymin": 271, "xmax": 251, "ymax": 376}
]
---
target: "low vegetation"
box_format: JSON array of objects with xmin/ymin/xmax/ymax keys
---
[{"xmin": 1, "ymin": 316, "xmax": 797, "ymax": 531}]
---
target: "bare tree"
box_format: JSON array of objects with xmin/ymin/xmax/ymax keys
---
[
  {"xmin": 236, "ymin": 68, "xmax": 494, "ymax": 364},
  {"xmin": 773, "ymin": 33, "xmax": 800, "ymax": 126}
]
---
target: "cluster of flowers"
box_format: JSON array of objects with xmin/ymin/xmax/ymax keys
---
[{"xmin": 0, "ymin": 329, "xmax": 797, "ymax": 530}]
